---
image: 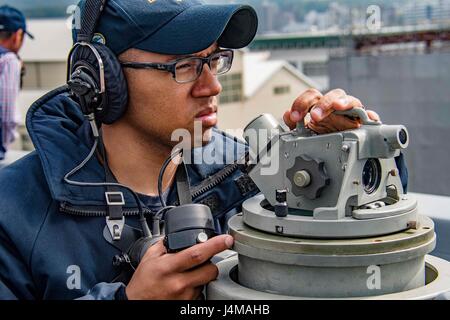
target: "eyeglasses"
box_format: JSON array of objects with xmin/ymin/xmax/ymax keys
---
[{"xmin": 120, "ymin": 49, "xmax": 234, "ymax": 84}]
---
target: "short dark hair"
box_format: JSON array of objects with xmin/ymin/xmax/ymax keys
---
[{"xmin": 0, "ymin": 30, "xmax": 14, "ymax": 40}]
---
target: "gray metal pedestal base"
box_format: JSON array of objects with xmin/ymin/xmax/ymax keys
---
[
  {"xmin": 207, "ymin": 255, "xmax": 450, "ymax": 300},
  {"xmin": 212, "ymin": 214, "xmax": 439, "ymax": 298}
]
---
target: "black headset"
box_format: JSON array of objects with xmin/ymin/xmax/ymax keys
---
[{"xmin": 67, "ymin": 0, "xmax": 128, "ymax": 125}]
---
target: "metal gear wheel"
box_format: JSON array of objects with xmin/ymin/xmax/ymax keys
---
[{"xmin": 286, "ymin": 155, "xmax": 330, "ymax": 200}]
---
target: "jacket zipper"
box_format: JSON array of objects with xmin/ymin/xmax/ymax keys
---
[
  {"xmin": 59, "ymin": 202, "xmax": 154, "ymax": 217},
  {"xmin": 173, "ymin": 163, "xmax": 240, "ymax": 205},
  {"xmin": 191, "ymin": 163, "xmax": 239, "ymax": 198}
]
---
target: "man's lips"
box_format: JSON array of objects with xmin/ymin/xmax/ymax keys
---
[
  {"xmin": 195, "ymin": 107, "xmax": 217, "ymax": 118},
  {"xmin": 195, "ymin": 107, "xmax": 217, "ymax": 127}
]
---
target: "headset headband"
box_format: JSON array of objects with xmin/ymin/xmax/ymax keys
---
[
  {"xmin": 67, "ymin": 0, "xmax": 128, "ymax": 124},
  {"xmin": 77, "ymin": 0, "xmax": 107, "ymax": 43}
]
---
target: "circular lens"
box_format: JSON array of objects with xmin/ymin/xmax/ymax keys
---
[
  {"xmin": 362, "ymin": 159, "xmax": 382, "ymax": 194},
  {"xmin": 399, "ymin": 129, "xmax": 408, "ymax": 145}
]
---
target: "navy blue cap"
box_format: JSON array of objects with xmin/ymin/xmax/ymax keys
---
[
  {"xmin": 0, "ymin": 5, "xmax": 34, "ymax": 39},
  {"xmin": 74, "ymin": 0, "xmax": 258, "ymax": 56}
]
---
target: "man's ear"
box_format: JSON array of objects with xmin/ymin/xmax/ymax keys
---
[{"xmin": 12, "ymin": 29, "xmax": 24, "ymax": 51}]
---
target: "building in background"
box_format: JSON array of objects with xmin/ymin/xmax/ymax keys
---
[
  {"xmin": 248, "ymin": 31, "xmax": 348, "ymax": 91},
  {"xmin": 399, "ymin": 0, "xmax": 450, "ymax": 25},
  {"xmin": 218, "ymin": 50, "xmax": 318, "ymax": 133}
]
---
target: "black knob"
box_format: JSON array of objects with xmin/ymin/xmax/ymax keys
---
[
  {"xmin": 275, "ymin": 189, "xmax": 288, "ymax": 217},
  {"xmin": 274, "ymin": 203, "xmax": 288, "ymax": 217},
  {"xmin": 276, "ymin": 189, "xmax": 287, "ymax": 202}
]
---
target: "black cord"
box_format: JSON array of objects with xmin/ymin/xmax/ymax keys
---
[
  {"xmin": 63, "ymin": 119, "xmax": 151, "ymax": 238},
  {"xmin": 155, "ymin": 206, "xmax": 175, "ymax": 220},
  {"xmin": 157, "ymin": 148, "xmax": 183, "ymax": 208}
]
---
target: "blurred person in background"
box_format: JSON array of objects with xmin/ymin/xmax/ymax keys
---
[{"xmin": 0, "ymin": 5, "xmax": 33, "ymax": 161}]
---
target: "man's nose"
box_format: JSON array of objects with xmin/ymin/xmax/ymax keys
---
[{"xmin": 191, "ymin": 64, "xmax": 222, "ymax": 97}]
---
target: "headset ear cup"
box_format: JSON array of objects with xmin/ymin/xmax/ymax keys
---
[
  {"xmin": 92, "ymin": 43, "xmax": 129, "ymax": 124},
  {"xmin": 68, "ymin": 43, "xmax": 128, "ymax": 124}
]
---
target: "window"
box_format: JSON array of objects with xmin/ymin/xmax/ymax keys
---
[
  {"xmin": 273, "ymin": 85, "xmax": 291, "ymax": 95},
  {"xmin": 219, "ymin": 73, "xmax": 243, "ymax": 104},
  {"xmin": 302, "ymin": 61, "xmax": 328, "ymax": 77}
]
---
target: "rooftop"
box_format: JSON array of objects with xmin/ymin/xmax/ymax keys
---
[{"xmin": 244, "ymin": 52, "xmax": 319, "ymax": 97}]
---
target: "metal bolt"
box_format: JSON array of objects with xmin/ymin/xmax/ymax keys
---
[
  {"xmin": 342, "ymin": 164, "xmax": 347, "ymax": 171},
  {"xmin": 353, "ymin": 181, "xmax": 360, "ymax": 185},
  {"xmin": 294, "ymin": 170, "xmax": 311, "ymax": 187},
  {"xmin": 113, "ymin": 224, "xmax": 120, "ymax": 238},
  {"xmin": 389, "ymin": 169, "xmax": 398, "ymax": 176},
  {"xmin": 341, "ymin": 144, "xmax": 350, "ymax": 152},
  {"xmin": 275, "ymin": 226, "xmax": 284, "ymax": 234},
  {"xmin": 407, "ymin": 221, "xmax": 418, "ymax": 230}
]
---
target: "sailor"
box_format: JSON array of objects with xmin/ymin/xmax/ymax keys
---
[{"xmin": 0, "ymin": 5, "xmax": 33, "ymax": 161}]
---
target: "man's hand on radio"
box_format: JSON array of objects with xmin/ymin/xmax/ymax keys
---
[
  {"xmin": 283, "ymin": 88, "xmax": 380, "ymax": 134},
  {"xmin": 125, "ymin": 234, "xmax": 234, "ymax": 300}
]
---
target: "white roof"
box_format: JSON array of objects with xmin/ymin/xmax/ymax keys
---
[
  {"xmin": 244, "ymin": 51, "xmax": 319, "ymax": 97},
  {"xmin": 20, "ymin": 19, "xmax": 72, "ymax": 62}
]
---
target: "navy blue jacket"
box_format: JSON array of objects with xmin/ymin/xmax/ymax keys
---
[
  {"xmin": 0, "ymin": 87, "xmax": 408, "ymax": 300},
  {"xmin": 0, "ymin": 87, "xmax": 259, "ymax": 299}
]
